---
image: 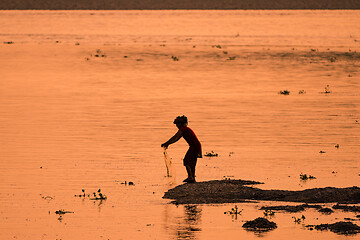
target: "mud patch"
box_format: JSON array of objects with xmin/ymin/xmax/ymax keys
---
[
  {"xmin": 307, "ymin": 222, "xmax": 360, "ymax": 235},
  {"xmin": 242, "ymin": 217, "xmax": 277, "ymax": 232},
  {"xmin": 163, "ymin": 179, "xmax": 360, "ymax": 204},
  {"xmin": 318, "ymin": 207, "xmax": 334, "ymax": 214}
]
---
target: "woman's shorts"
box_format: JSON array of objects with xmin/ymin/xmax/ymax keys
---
[{"xmin": 183, "ymin": 147, "xmax": 198, "ymax": 167}]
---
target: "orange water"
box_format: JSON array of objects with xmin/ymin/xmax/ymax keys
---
[{"xmin": 0, "ymin": 10, "xmax": 359, "ymax": 240}]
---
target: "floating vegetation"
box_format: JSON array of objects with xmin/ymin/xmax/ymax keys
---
[
  {"xmin": 323, "ymin": 85, "xmax": 331, "ymax": 94},
  {"xmin": 204, "ymin": 151, "xmax": 218, "ymax": 157},
  {"xmin": 298, "ymin": 90, "xmax": 306, "ymax": 94},
  {"xmin": 335, "ymin": 144, "xmax": 340, "ymax": 148},
  {"xmin": 55, "ymin": 209, "xmax": 74, "ymax": 215},
  {"xmin": 279, "ymin": 90, "xmax": 290, "ymax": 95},
  {"xmin": 292, "ymin": 215, "xmax": 306, "ymax": 224},
  {"xmin": 223, "ymin": 51, "xmax": 228, "ymax": 54},
  {"xmin": 3, "ymin": 41, "xmax": 14, "ymax": 44},
  {"xmin": 75, "ymin": 189, "xmax": 107, "ymax": 200},
  {"xmin": 318, "ymin": 207, "xmax": 334, "ymax": 214},
  {"xmin": 263, "ymin": 209, "xmax": 275, "ymax": 217},
  {"xmin": 40, "ymin": 194, "xmax": 54, "ymax": 200},
  {"xmin": 307, "ymin": 222, "xmax": 360, "ymax": 235},
  {"xmin": 330, "ymin": 57, "xmax": 336, "ymax": 62},
  {"xmin": 171, "ymin": 56, "xmax": 179, "ymax": 61},
  {"xmin": 227, "ymin": 56, "xmax": 236, "ymax": 61},
  {"xmin": 90, "ymin": 189, "xmax": 107, "ymax": 200},
  {"xmin": 300, "ymin": 173, "xmax": 316, "ymax": 180},
  {"xmin": 91, "ymin": 49, "xmax": 106, "ymax": 58},
  {"xmin": 242, "ymin": 217, "xmax": 277, "ymax": 231},
  {"xmin": 212, "ymin": 45, "xmax": 222, "ymax": 49},
  {"xmin": 224, "ymin": 205, "xmax": 242, "ymax": 216},
  {"xmin": 223, "ymin": 176, "xmax": 233, "ymax": 181},
  {"xmin": 319, "ymin": 150, "xmax": 326, "ymax": 153},
  {"xmin": 116, "ymin": 180, "xmax": 135, "ymax": 186}
]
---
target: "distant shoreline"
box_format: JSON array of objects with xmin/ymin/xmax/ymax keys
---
[{"xmin": 1, "ymin": 0, "xmax": 360, "ymax": 10}]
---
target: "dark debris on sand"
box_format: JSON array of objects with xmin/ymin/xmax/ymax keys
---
[
  {"xmin": 242, "ymin": 217, "xmax": 277, "ymax": 231},
  {"xmin": 260, "ymin": 204, "xmax": 322, "ymax": 213},
  {"xmin": 318, "ymin": 207, "xmax": 334, "ymax": 214},
  {"xmin": 163, "ymin": 179, "xmax": 360, "ymax": 204},
  {"xmin": 307, "ymin": 222, "xmax": 360, "ymax": 235},
  {"xmin": 332, "ymin": 204, "xmax": 360, "ymax": 212}
]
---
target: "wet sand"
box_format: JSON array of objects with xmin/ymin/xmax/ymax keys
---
[{"xmin": 163, "ymin": 179, "xmax": 360, "ymax": 204}]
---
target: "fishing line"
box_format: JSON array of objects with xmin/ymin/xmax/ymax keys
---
[{"xmin": 163, "ymin": 147, "xmax": 175, "ymax": 177}]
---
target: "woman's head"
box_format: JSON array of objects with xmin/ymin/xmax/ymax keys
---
[{"xmin": 174, "ymin": 115, "xmax": 188, "ymax": 128}]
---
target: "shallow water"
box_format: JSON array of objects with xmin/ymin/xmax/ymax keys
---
[{"xmin": 0, "ymin": 10, "xmax": 359, "ymax": 240}]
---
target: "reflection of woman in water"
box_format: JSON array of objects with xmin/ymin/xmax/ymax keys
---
[{"xmin": 161, "ymin": 116, "xmax": 202, "ymax": 183}]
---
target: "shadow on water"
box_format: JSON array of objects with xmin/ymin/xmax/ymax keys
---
[
  {"xmin": 163, "ymin": 204, "xmax": 202, "ymax": 240},
  {"xmin": 176, "ymin": 205, "xmax": 202, "ymax": 240}
]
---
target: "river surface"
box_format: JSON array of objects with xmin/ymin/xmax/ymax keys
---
[{"xmin": 0, "ymin": 10, "xmax": 359, "ymax": 240}]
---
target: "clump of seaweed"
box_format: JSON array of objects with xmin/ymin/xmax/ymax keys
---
[
  {"xmin": 55, "ymin": 209, "xmax": 74, "ymax": 222},
  {"xmin": 92, "ymin": 49, "xmax": 106, "ymax": 58},
  {"xmin": 323, "ymin": 85, "xmax": 331, "ymax": 94},
  {"xmin": 171, "ymin": 56, "xmax": 179, "ymax": 61},
  {"xmin": 300, "ymin": 173, "xmax": 316, "ymax": 181},
  {"xmin": 263, "ymin": 209, "xmax": 275, "ymax": 217},
  {"xmin": 4, "ymin": 41, "xmax": 14, "ymax": 44},
  {"xmin": 212, "ymin": 45, "xmax": 222, "ymax": 49},
  {"xmin": 242, "ymin": 217, "xmax": 277, "ymax": 231},
  {"xmin": 204, "ymin": 151, "xmax": 218, "ymax": 157},
  {"xmin": 292, "ymin": 215, "xmax": 306, "ymax": 224},
  {"xmin": 40, "ymin": 194, "xmax": 54, "ymax": 200},
  {"xmin": 307, "ymin": 222, "xmax": 360, "ymax": 235},
  {"xmin": 227, "ymin": 56, "xmax": 236, "ymax": 61},
  {"xmin": 75, "ymin": 189, "xmax": 107, "ymax": 200},
  {"xmin": 279, "ymin": 90, "xmax": 290, "ymax": 95},
  {"xmin": 298, "ymin": 90, "xmax": 306, "ymax": 94},
  {"xmin": 224, "ymin": 205, "xmax": 242, "ymax": 216},
  {"xmin": 90, "ymin": 189, "xmax": 107, "ymax": 200},
  {"xmin": 55, "ymin": 209, "xmax": 74, "ymax": 215},
  {"xmin": 119, "ymin": 181, "xmax": 135, "ymax": 186}
]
